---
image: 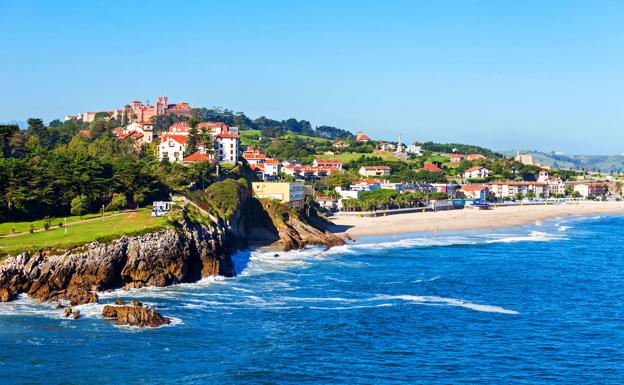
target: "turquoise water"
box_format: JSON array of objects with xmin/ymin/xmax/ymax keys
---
[{"xmin": 1, "ymin": 215, "xmax": 624, "ymax": 384}]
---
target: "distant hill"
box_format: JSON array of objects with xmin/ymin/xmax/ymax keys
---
[{"xmin": 501, "ymin": 150, "xmax": 624, "ymax": 172}]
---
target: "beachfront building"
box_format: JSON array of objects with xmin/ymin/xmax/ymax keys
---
[
  {"xmin": 463, "ymin": 166, "xmax": 490, "ymax": 179},
  {"xmin": 537, "ymin": 171, "xmax": 566, "ymax": 196},
  {"xmin": 350, "ymin": 179, "xmax": 381, "ymax": 192},
  {"xmin": 359, "ymin": 165, "xmax": 391, "ymax": 177},
  {"xmin": 573, "ymin": 183, "xmax": 609, "ymax": 198},
  {"xmin": 315, "ymin": 196, "xmax": 338, "ymax": 211},
  {"xmin": 460, "ymin": 185, "xmax": 491, "ymax": 200},
  {"xmin": 488, "ymin": 181, "xmax": 549, "ymax": 199},
  {"xmin": 252, "ymin": 182, "xmax": 305, "ymax": 208},
  {"xmin": 431, "ymin": 183, "xmax": 461, "ymax": 196}
]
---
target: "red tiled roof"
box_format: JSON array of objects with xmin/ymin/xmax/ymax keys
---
[
  {"xmin": 361, "ymin": 165, "xmax": 391, "ymax": 170},
  {"xmin": 182, "ymin": 151, "xmax": 213, "ymax": 163},
  {"xmin": 423, "ymin": 163, "xmax": 443, "ymax": 172},
  {"xmin": 217, "ymin": 133, "xmax": 240, "ymax": 139},
  {"xmin": 353, "ymin": 179, "xmax": 381, "ymax": 185},
  {"xmin": 265, "ymin": 159, "xmax": 280, "ymax": 165},
  {"xmin": 243, "ymin": 153, "xmax": 267, "ymax": 160},
  {"xmin": 161, "ymin": 134, "xmax": 188, "ymax": 144},
  {"xmin": 78, "ymin": 130, "xmax": 91, "ymax": 137}
]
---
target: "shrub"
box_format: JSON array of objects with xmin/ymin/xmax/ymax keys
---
[{"xmin": 28, "ymin": 224, "xmax": 35, "ymax": 234}]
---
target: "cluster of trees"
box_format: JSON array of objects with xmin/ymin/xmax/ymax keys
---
[
  {"xmin": 340, "ymin": 189, "xmax": 447, "ymax": 212},
  {"xmin": 189, "ymin": 107, "xmax": 353, "ymax": 140},
  {"xmin": 420, "ymin": 142, "xmax": 501, "ymax": 159},
  {"xmin": 0, "ymin": 119, "xmax": 219, "ymax": 222}
]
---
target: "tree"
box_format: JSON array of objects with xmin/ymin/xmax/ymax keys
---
[
  {"xmin": 108, "ymin": 194, "xmax": 127, "ymax": 212},
  {"xmin": 70, "ymin": 195, "xmax": 89, "ymax": 219},
  {"xmin": 184, "ymin": 127, "xmax": 200, "ymax": 157},
  {"xmin": 132, "ymin": 191, "xmax": 145, "ymax": 209},
  {"xmin": 0, "ymin": 124, "xmax": 19, "ymax": 158}
]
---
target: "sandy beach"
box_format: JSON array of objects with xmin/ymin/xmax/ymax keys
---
[{"xmin": 327, "ymin": 202, "xmax": 624, "ymax": 238}]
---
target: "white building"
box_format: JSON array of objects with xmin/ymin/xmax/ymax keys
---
[
  {"xmin": 124, "ymin": 122, "xmax": 154, "ymax": 143},
  {"xmin": 488, "ymin": 182, "xmax": 549, "ymax": 199},
  {"xmin": 157, "ymin": 122, "xmax": 239, "ymax": 163},
  {"xmin": 463, "ymin": 166, "xmax": 490, "ymax": 179},
  {"xmin": 359, "ymin": 165, "xmax": 391, "ymax": 177},
  {"xmin": 406, "ymin": 143, "xmax": 422, "ymax": 155},
  {"xmin": 573, "ymin": 183, "xmax": 609, "ymax": 198}
]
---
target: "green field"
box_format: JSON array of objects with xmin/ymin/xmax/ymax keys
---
[
  {"xmin": 239, "ymin": 129, "xmax": 261, "ymax": 146},
  {"xmin": 425, "ymin": 154, "xmax": 451, "ymax": 164},
  {"xmin": 0, "ymin": 211, "xmax": 120, "ymax": 236},
  {"xmin": 0, "ymin": 209, "xmax": 169, "ymax": 256}
]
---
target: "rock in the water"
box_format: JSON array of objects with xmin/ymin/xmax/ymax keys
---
[
  {"xmin": 55, "ymin": 302, "xmax": 64, "ymax": 309},
  {"xmin": 72, "ymin": 310, "xmax": 80, "ymax": 319},
  {"xmin": 114, "ymin": 298, "xmax": 123, "ymax": 305},
  {"xmin": 102, "ymin": 304, "xmax": 170, "ymax": 327},
  {"xmin": 130, "ymin": 300, "xmax": 142, "ymax": 308},
  {"xmin": 63, "ymin": 306, "xmax": 72, "ymax": 317}
]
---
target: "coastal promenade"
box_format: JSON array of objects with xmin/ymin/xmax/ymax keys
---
[{"xmin": 328, "ymin": 201, "xmax": 624, "ymax": 237}]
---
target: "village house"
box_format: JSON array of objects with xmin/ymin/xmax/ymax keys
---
[
  {"xmin": 282, "ymin": 165, "xmax": 340, "ymax": 180},
  {"xmin": 467, "ymin": 154, "xmax": 487, "ymax": 161},
  {"xmin": 312, "ymin": 158, "xmax": 343, "ymax": 170},
  {"xmin": 537, "ymin": 171, "xmax": 566, "ymax": 196},
  {"xmin": 315, "ymin": 196, "xmax": 338, "ymax": 211},
  {"xmin": 378, "ymin": 142, "xmax": 396, "ymax": 152},
  {"xmin": 351, "ymin": 179, "xmax": 382, "ymax": 192},
  {"xmin": 359, "ymin": 165, "xmax": 391, "ymax": 177},
  {"xmin": 157, "ymin": 121, "xmax": 240, "ymax": 163},
  {"xmin": 463, "ymin": 166, "xmax": 490, "ymax": 179},
  {"xmin": 450, "ymin": 154, "xmax": 465, "ymax": 163},
  {"xmin": 423, "ymin": 163, "xmax": 443, "ymax": 172},
  {"xmin": 406, "ymin": 143, "xmax": 422, "ymax": 155},
  {"xmin": 355, "ymin": 131, "xmax": 370, "ymax": 142},
  {"xmin": 333, "ymin": 141, "xmax": 349, "ymax": 148},
  {"xmin": 573, "ymin": 183, "xmax": 609, "ymax": 198}
]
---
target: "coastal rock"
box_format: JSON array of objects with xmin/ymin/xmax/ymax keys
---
[
  {"xmin": 114, "ymin": 298, "xmax": 123, "ymax": 305},
  {"xmin": 102, "ymin": 304, "xmax": 170, "ymax": 327},
  {"xmin": 0, "ymin": 196, "xmax": 344, "ymax": 305},
  {"xmin": 63, "ymin": 306, "xmax": 72, "ymax": 317},
  {"xmin": 72, "ymin": 310, "xmax": 80, "ymax": 319}
]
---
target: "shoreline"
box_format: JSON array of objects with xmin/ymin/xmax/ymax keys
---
[{"xmin": 327, "ymin": 202, "xmax": 624, "ymax": 238}]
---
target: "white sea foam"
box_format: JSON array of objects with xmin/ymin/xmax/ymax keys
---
[{"xmin": 374, "ymin": 294, "xmax": 519, "ymax": 315}]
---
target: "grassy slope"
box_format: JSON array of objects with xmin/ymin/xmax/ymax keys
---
[
  {"xmin": 315, "ymin": 152, "xmax": 404, "ymax": 162},
  {"xmin": 0, "ymin": 211, "xmax": 120, "ymax": 236},
  {"xmin": 0, "ymin": 208, "xmax": 168, "ymax": 256}
]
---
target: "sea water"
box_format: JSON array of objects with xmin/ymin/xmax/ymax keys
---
[{"xmin": 1, "ymin": 215, "xmax": 624, "ymax": 384}]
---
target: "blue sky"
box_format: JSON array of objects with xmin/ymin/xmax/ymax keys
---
[{"xmin": 1, "ymin": 1, "xmax": 623, "ymax": 154}]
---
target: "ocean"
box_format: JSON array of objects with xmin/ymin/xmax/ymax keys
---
[{"xmin": 1, "ymin": 214, "xmax": 623, "ymax": 384}]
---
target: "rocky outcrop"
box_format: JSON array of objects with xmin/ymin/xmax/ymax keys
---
[
  {"xmin": 0, "ymin": 195, "xmax": 344, "ymax": 306},
  {"xmin": 0, "ymin": 219, "xmax": 234, "ymax": 304},
  {"xmin": 102, "ymin": 304, "xmax": 170, "ymax": 327}
]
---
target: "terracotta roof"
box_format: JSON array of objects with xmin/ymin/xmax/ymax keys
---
[
  {"xmin": 315, "ymin": 158, "xmax": 342, "ymax": 164},
  {"xmin": 423, "ymin": 163, "xmax": 443, "ymax": 172},
  {"xmin": 217, "ymin": 133, "xmax": 240, "ymax": 139},
  {"xmin": 78, "ymin": 130, "xmax": 91, "ymax": 137},
  {"xmin": 161, "ymin": 134, "xmax": 188, "ymax": 144},
  {"xmin": 361, "ymin": 165, "xmax": 391, "ymax": 170},
  {"xmin": 265, "ymin": 159, "xmax": 280, "ymax": 165},
  {"xmin": 243, "ymin": 153, "xmax": 267, "ymax": 160},
  {"xmin": 353, "ymin": 179, "xmax": 381, "ymax": 185},
  {"xmin": 182, "ymin": 152, "xmax": 213, "ymax": 163}
]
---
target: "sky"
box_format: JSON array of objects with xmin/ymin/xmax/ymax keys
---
[{"xmin": 1, "ymin": 1, "xmax": 623, "ymax": 154}]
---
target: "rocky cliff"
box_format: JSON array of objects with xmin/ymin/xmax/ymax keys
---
[{"xmin": 0, "ymin": 190, "xmax": 344, "ymax": 305}]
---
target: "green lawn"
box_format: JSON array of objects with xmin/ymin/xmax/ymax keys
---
[
  {"xmin": 0, "ymin": 211, "xmax": 119, "ymax": 236},
  {"xmin": 425, "ymin": 154, "xmax": 451, "ymax": 163},
  {"xmin": 0, "ymin": 209, "xmax": 169, "ymax": 256},
  {"xmin": 284, "ymin": 132, "xmax": 332, "ymax": 144}
]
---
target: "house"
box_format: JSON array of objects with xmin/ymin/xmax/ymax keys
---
[
  {"xmin": 182, "ymin": 151, "xmax": 215, "ymax": 165},
  {"xmin": 431, "ymin": 183, "xmax": 461, "ymax": 196},
  {"xmin": 450, "ymin": 154, "xmax": 465, "ymax": 163},
  {"xmin": 158, "ymin": 134, "xmax": 188, "ymax": 162},
  {"xmin": 488, "ymin": 181, "xmax": 549, "ymax": 199},
  {"xmin": 463, "ymin": 166, "xmax": 489, "ymax": 179},
  {"xmin": 359, "ymin": 165, "xmax": 391, "ymax": 177},
  {"xmin": 252, "ymin": 182, "xmax": 305, "ymax": 208},
  {"xmin": 574, "ymin": 183, "xmax": 609, "ymax": 198},
  {"xmin": 355, "ymin": 131, "xmax": 370, "ymax": 142},
  {"xmin": 460, "ymin": 185, "xmax": 491, "ymax": 200},
  {"xmin": 467, "ymin": 154, "xmax": 486, "ymax": 161},
  {"xmin": 315, "ymin": 196, "xmax": 338, "ymax": 211},
  {"xmin": 125, "ymin": 121, "xmax": 155, "ymax": 143},
  {"xmin": 378, "ymin": 142, "xmax": 396, "ymax": 152},
  {"xmin": 423, "ymin": 163, "xmax": 443, "ymax": 172},
  {"xmin": 158, "ymin": 121, "xmax": 240, "ymax": 163},
  {"xmin": 282, "ymin": 165, "xmax": 340, "ymax": 180},
  {"xmin": 350, "ymin": 179, "xmax": 381, "ymax": 191},
  {"xmin": 406, "ymin": 144, "xmax": 422, "ymax": 155},
  {"xmin": 537, "ymin": 171, "xmax": 566, "ymax": 196},
  {"xmin": 117, "ymin": 131, "xmax": 145, "ymax": 151},
  {"xmin": 313, "ymin": 158, "xmax": 343, "ymax": 170},
  {"xmin": 242, "ymin": 152, "xmax": 267, "ymax": 165},
  {"xmin": 263, "ymin": 159, "xmax": 281, "ymax": 179},
  {"xmin": 197, "ymin": 121, "xmax": 228, "ymax": 135},
  {"xmin": 333, "ymin": 141, "xmax": 349, "ymax": 148}
]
